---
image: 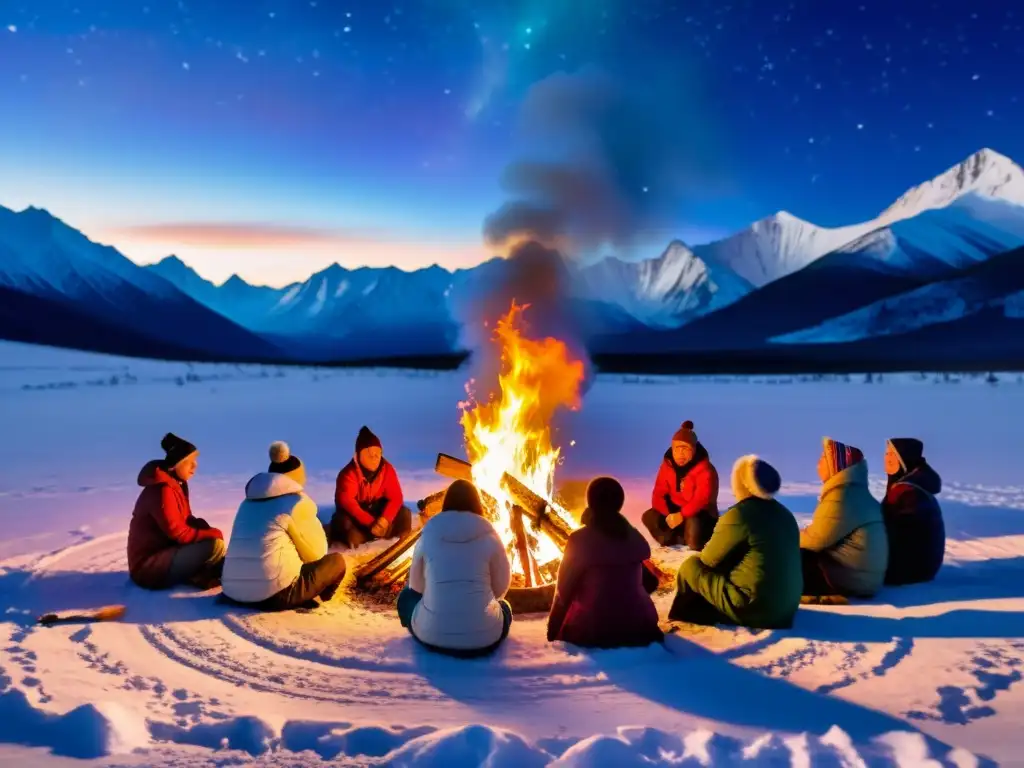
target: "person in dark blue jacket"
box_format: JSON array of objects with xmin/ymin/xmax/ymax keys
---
[{"xmin": 882, "ymin": 438, "xmax": 945, "ymax": 585}]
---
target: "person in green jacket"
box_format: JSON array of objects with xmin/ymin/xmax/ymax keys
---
[
  {"xmin": 668, "ymin": 455, "xmax": 802, "ymax": 629},
  {"xmin": 800, "ymin": 438, "xmax": 888, "ymax": 599}
]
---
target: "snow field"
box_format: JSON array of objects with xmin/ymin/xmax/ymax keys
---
[{"xmin": 0, "ymin": 341, "xmax": 1022, "ymax": 765}]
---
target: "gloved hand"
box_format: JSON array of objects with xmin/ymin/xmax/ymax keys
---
[
  {"xmin": 666, "ymin": 512, "xmax": 684, "ymax": 530},
  {"xmin": 370, "ymin": 516, "xmax": 391, "ymax": 539}
]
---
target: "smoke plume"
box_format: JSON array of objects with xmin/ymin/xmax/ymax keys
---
[
  {"xmin": 462, "ymin": 65, "xmax": 717, "ymax": 396},
  {"xmin": 483, "ymin": 65, "xmax": 715, "ymax": 257}
]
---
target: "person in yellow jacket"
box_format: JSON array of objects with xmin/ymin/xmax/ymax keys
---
[{"xmin": 222, "ymin": 442, "xmax": 346, "ymax": 610}]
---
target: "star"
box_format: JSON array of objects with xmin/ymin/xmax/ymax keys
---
[
  {"xmin": 5, "ymin": 24, "xmax": 15, "ymax": 32},
  {"xmin": 856, "ymin": 123, "xmax": 864, "ymax": 130},
  {"xmin": 182, "ymin": 61, "xmax": 190, "ymax": 70},
  {"xmin": 972, "ymin": 73, "xmax": 980, "ymax": 80}
]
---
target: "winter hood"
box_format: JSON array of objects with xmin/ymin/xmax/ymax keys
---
[
  {"xmin": 138, "ymin": 460, "xmax": 175, "ymax": 487},
  {"xmin": 731, "ymin": 454, "xmax": 782, "ymax": 502},
  {"xmin": 244, "ymin": 472, "xmax": 304, "ymax": 501},
  {"xmin": 421, "ymin": 509, "xmax": 497, "ymax": 545},
  {"xmin": 897, "ymin": 463, "xmax": 942, "ymax": 495},
  {"xmin": 820, "ymin": 458, "xmax": 869, "ymax": 499}
]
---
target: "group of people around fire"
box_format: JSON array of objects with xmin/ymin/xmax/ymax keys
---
[{"xmin": 126, "ymin": 418, "xmax": 945, "ymax": 656}]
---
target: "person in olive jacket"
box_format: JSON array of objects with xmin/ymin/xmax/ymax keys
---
[
  {"xmin": 800, "ymin": 438, "xmax": 888, "ymax": 599},
  {"xmin": 668, "ymin": 455, "xmax": 802, "ymax": 629}
]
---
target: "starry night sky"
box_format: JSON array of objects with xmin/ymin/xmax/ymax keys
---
[{"xmin": 0, "ymin": 0, "xmax": 1021, "ymax": 286}]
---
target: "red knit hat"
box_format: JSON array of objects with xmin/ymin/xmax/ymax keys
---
[{"xmin": 672, "ymin": 420, "xmax": 697, "ymax": 447}]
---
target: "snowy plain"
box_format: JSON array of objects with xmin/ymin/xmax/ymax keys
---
[{"xmin": 1, "ymin": 340, "xmax": 1023, "ymax": 766}]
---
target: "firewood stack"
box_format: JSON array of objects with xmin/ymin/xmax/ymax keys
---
[{"xmin": 353, "ymin": 452, "xmax": 670, "ymax": 610}]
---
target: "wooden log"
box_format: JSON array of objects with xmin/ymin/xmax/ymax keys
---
[
  {"xmin": 416, "ymin": 490, "xmax": 446, "ymax": 516},
  {"xmin": 435, "ymin": 453, "xmax": 573, "ymax": 548},
  {"xmin": 435, "ymin": 452, "xmax": 473, "ymax": 482},
  {"xmin": 435, "ymin": 453, "xmax": 666, "ymax": 587},
  {"xmin": 509, "ymin": 507, "xmax": 539, "ymax": 587},
  {"xmin": 379, "ymin": 557, "xmax": 412, "ymax": 588},
  {"xmin": 355, "ymin": 528, "xmax": 422, "ymax": 585},
  {"xmin": 355, "ymin": 494, "xmax": 440, "ymax": 586}
]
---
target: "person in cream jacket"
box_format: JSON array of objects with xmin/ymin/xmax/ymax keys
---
[
  {"xmin": 222, "ymin": 442, "xmax": 346, "ymax": 610},
  {"xmin": 397, "ymin": 479, "xmax": 512, "ymax": 657}
]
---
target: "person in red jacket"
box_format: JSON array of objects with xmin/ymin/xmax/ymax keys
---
[
  {"xmin": 330, "ymin": 426, "xmax": 413, "ymax": 548},
  {"xmin": 547, "ymin": 477, "xmax": 662, "ymax": 649},
  {"xmin": 127, "ymin": 433, "xmax": 225, "ymax": 590},
  {"xmin": 641, "ymin": 420, "xmax": 719, "ymax": 551}
]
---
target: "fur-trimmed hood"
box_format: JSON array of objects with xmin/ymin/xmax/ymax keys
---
[
  {"xmin": 731, "ymin": 455, "xmax": 782, "ymax": 503},
  {"xmin": 244, "ymin": 472, "xmax": 304, "ymax": 501}
]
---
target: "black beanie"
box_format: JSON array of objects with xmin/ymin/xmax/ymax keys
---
[
  {"xmin": 162, "ymin": 432, "xmax": 197, "ymax": 467},
  {"xmin": 442, "ymin": 479, "xmax": 485, "ymax": 516},
  {"xmin": 586, "ymin": 476, "xmax": 625, "ymax": 515},
  {"xmin": 355, "ymin": 425, "xmax": 382, "ymax": 454}
]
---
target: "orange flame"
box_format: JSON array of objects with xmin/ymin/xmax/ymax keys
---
[{"xmin": 459, "ymin": 301, "xmax": 585, "ymax": 573}]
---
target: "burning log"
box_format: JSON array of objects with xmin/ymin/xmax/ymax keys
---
[
  {"xmin": 509, "ymin": 507, "xmax": 541, "ymax": 587},
  {"xmin": 435, "ymin": 453, "xmax": 574, "ymax": 548},
  {"xmin": 436, "ymin": 452, "xmax": 671, "ymax": 590}
]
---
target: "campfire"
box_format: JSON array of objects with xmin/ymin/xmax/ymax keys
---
[{"xmin": 354, "ymin": 301, "xmax": 666, "ymax": 611}]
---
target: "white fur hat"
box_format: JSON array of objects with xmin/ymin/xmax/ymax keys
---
[{"xmin": 731, "ymin": 454, "xmax": 781, "ymax": 502}]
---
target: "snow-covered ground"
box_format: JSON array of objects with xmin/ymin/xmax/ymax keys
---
[{"xmin": 1, "ymin": 340, "xmax": 1023, "ymax": 766}]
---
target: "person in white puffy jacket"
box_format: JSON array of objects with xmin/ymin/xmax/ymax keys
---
[
  {"xmin": 397, "ymin": 479, "xmax": 513, "ymax": 657},
  {"xmin": 222, "ymin": 442, "xmax": 346, "ymax": 610}
]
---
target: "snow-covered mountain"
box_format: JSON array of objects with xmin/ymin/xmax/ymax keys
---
[
  {"xmin": 147, "ymin": 256, "xmax": 290, "ymax": 329},
  {"xmin": 773, "ymin": 243, "xmax": 1024, "ymax": 345},
  {"xmin": 0, "ymin": 206, "xmax": 281, "ymax": 361},
  {"xmin": 689, "ymin": 148, "xmax": 1024, "ymax": 291},
  {"xmin": 876, "ymin": 147, "xmax": 1024, "ymax": 226},
  {"xmin": 576, "ymin": 241, "xmax": 752, "ymax": 327},
  {"xmin": 693, "ymin": 212, "xmax": 873, "ymax": 288},
  {"xmin": 264, "ymin": 263, "xmax": 455, "ymax": 339}
]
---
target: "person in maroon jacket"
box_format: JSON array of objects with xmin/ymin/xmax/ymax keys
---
[
  {"xmin": 127, "ymin": 433, "xmax": 225, "ymax": 590},
  {"xmin": 882, "ymin": 438, "xmax": 945, "ymax": 585},
  {"xmin": 547, "ymin": 477, "xmax": 662, "ymax": 649},
  {"xmin": 330, "ymin": 426, "xmax": 413, "ymax": 548},
  {"xmin": 641, "ymin": 420, "xmax": 720, "ymax": 551}
]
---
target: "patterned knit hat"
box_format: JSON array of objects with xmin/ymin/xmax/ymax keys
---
[
  {"xmin": 672, "ymin": 420, "xmax": 698, "ymax": 447},
  {"xmin": 822, "ymin": 437, "xmax": 864, "ymax": 477}
]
